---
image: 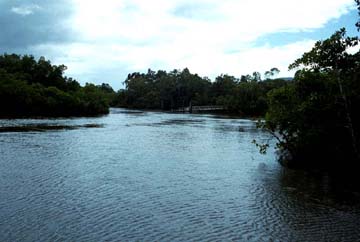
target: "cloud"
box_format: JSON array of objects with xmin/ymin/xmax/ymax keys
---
[
  {"xmin": 69, "ymin": 0, "xmax": 355, "ymax": 43},
  {"xmin": 172, "ymin": 2, "xmax": 222, "ymax": 20},
  {"xmin": 11, "ymin": 4, "xmax": 41, "ymax": 16},
  {"xmin": 0, "ymin": 0, "xmax": 75, "ymax": 49},
  {"xmin": 0, "ymin": 0, "xmax": 357, "ymax": 89},
  {"xmin": 30, "ymin": 38, "xmax": 314, "ymax": 90}
]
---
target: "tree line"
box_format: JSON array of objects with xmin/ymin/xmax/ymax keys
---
[
  {"xmin": 0, "ymin": 54, "xmax": 114, "ymax": 117},
  {"xmin": 112, "ymin": 67, "xmax": 287, "ymax": 117},
  {"xmin": 0, "ymin": 53, "xmax": 288, "ymax": 118}
]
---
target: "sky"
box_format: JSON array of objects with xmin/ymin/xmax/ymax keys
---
[{"xmin": 0, "ymin": 0, "xmax": 359, "ymax": 90}]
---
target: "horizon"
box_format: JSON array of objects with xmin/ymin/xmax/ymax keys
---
[{"xmin": 0, "ymin": 0, "xmax": 359, "ymax": 90}]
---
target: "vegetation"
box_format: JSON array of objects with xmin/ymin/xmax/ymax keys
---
[
  {"xmin": 260, "ymin": 28, "xmax": 360, "ymax": 170},
  {"xmin": 0, "ymin": 54, "xmax": 113, "ymax": 117},
  {"xmin": 0, "ymin": 54, "xmax": 288, "ymax": 118},
  {"xmin": 112, "ymin": 68, "xmax": 289, "ymax": 116}
]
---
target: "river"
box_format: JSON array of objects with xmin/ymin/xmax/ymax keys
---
[{"xmin": 0, "ymin": 108, "xmax": 359, "ymax": 241}]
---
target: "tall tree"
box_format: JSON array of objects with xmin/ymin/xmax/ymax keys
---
[
  {"xmin": 262, "ymin": 29, "xmax": 360, "ymax": 169},
  {"xmin": 289, "ymin": 28, "xmax": 359, "ymax": 160},
  {"xmin": 356, "ymin": 0, "xmax": 360, "ymax": 31},
  {"xmin": 264, "ymin": 67, "xmax": 280, "ymax": 79}
]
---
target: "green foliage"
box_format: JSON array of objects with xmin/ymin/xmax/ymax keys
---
[
  {"xmin": 113, "ymin": 68, "xmax": 288, "ymax": 116},
  {"xmin": 262, "ymin": 29, "xmax": 360, "ymax": 170},
  {"xmin": 252, "ymin": 139, "xmax": 269, "ymax": 154},
  {"xmin": 289, "ymin": 28, "xmax": 358, "ymax": 71},
  {"xmin": 114, "ymin": 68, "xmax": 212, "ymax": 110},
  {"xmin": 0, "ymin": 54, "xmax": 112, "ymax": 117},
  {"xmin": 264, "ymin": 67, "xmax": 280, "ymax": 79}
]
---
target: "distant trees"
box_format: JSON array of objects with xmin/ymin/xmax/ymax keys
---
[
  {"xmin": 112, "ymin": 68, "xmax": 288, "ymax": 116},
  {"xmin": 264, "ymin": 68, "xmax": 280, "ymax": 79},
  {"xmin": 0, "ymin": 54, "xmax": 290, "ymax": 118},
  {"xmin": 117, "ymin": 68, "xmax": 212, "ymax": 110},
  {"xmin": 0, "ymin": 54, "xmax": 113, "ymax": 117}
]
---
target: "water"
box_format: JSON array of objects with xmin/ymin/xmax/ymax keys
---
[{"xmin": 0, "ymin": 108, "xmax": 359, "ymax": 241}]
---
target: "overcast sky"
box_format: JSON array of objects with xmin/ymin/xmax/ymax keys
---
[{"xmin": 0, "ymin": 0, "xmax": 358, "ymax": 89}]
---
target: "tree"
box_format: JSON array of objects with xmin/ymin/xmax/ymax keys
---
[
  {"xmin": 262, "ymin": 29, "xmax": 360, "ymax": 169},
  {"xmin": 252, "ymin": 72, "xmax": 261, "ymax": 82},
  {"xmin": 264, "ymin": 67, "xmax": 280, "ymax": 79},
  {"xmin": 290, "ymin": 28, "xmax": 359, "ymax": 160},
  {"xmin": 356, "ymin": 0, "xmax": 360, "ymax": 31},
  {"xmin": 0, "ymin": 54, "xmax": 110, "ymax": 117},
  {"xmin": 240, "ymin": 74, "xmax": 253, "ymax": 82}
]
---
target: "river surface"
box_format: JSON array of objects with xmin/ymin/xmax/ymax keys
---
[{"xmin": 0, "ymin": 108, "xmax": 360, "ymax": 241}]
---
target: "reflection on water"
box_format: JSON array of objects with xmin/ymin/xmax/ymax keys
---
[
  {"xmin": 253, "ymin": 167, "xmax": 360, "ymax": 241},
  {"xmin": 0, "ymin": 108, "xmax": 359, "ymax": 241}
]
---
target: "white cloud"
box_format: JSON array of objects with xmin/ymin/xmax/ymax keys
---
[
  {"xmin": 31, "ymin": 39, "xmax": 315, "ymax": 90},
  {"xmin": 70, "ymin": 0, "xmax": 355, "ymax": 42},
  {"xmin": 11, "ymin": 4, "xmax": 41, "ymax": 16},
  {"xmin": 29, "ymin": 0, "xmax": 357, "ymax": 89}
]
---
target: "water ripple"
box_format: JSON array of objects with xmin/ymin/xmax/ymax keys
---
[{"xmin": 0, "ymin": 109, "xmax": 360, "ymax": 241}]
